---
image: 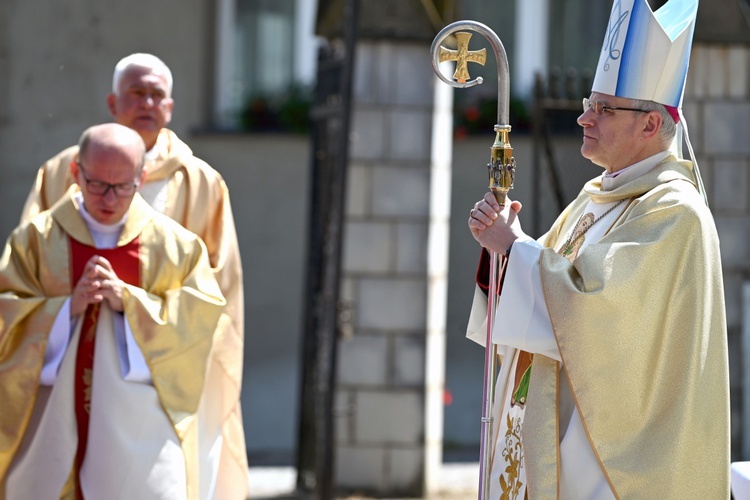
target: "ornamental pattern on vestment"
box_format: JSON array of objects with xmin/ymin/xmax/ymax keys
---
[{"xmin": 498, "ymin": 350, "xmax": 532, "ymax": 499}]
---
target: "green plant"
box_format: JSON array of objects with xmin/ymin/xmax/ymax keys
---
[{"xmin": 240, "ymin": 84, "xmax": 312, "ymax": 134}]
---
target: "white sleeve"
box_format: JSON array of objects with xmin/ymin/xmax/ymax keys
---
[
  {"xmin": 39, "ymin": 299, "xmax": 75, "ymax": 385},
  {"xmin": 466, "ymin": 285, "xmax": 490, "ymax": 347},
  {"xmin": 114, "ymin": 312, "xmax": 152, "ymax": 383},
  {"xmin": 492, "ymin": 239, "xmax": 562, "ymax": 362}
]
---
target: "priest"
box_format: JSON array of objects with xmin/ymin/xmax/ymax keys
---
[
  {"xmin": 19, "ymin": 53, "xmax": 247, "ymax": 499},
  {"xmin": 0, "ymin": 123, "xmax": 225, "ymax": 499},
  {"xmin": 467, "ymin": 0, "xmax": 730, "ymax": 498}
]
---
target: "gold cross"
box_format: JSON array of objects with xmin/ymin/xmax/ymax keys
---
[{"xmin": 438, "ymin": 32, "xmax": 487, "ymax": 84}]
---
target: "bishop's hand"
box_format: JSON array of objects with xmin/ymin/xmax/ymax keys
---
[
  {"xmin": 70, "ymin": 255, "xmax": 125, "ymax": 316},
  {"xmin": 468, "ymin": 193, "xmax": 525, "ymax": 255}
]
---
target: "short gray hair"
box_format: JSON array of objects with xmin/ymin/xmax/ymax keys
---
[
  {"xmin": 112, "ymin": 53, "xmax": 173, "ymax": 96},
  {"xmin": 629, "ymin": 98, "xmax": 676, "ymax": 145}
]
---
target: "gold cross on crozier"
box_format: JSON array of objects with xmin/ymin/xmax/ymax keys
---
[{"xmin": 438, "ymin": 32, "xmax": 487, "ymax": 84}]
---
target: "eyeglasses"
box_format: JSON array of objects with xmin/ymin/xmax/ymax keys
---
[
  {"xmin": 76, "ymin": 163, "xmax": 140, "ymax": 197},
  {"xmin": 582, "ymin": 98, "xmax": 648, "ymax": 115}
]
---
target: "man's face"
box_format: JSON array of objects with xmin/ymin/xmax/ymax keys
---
[
  {"xmin": 72, "ymin": 147, "xmax": 145, "ymax": 225},
  {"xmin": 577, "ymin": 92, "xmax": 648, "ymax": 173},
  {"xmin": 107, "ymin": 66, "xmax": 173, "ymax": 150}
]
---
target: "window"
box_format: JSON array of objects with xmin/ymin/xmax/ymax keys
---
[
  {"xmin": 214, "ymin": 0, "xmax": 319, "ymax": 130},
  {"xmin": 237, "ymin": 0, "xmax": 295, "ymax": 97},
  {"xmin": 547, "ymin": 0, "xmax": 610, "ymax": 79}
]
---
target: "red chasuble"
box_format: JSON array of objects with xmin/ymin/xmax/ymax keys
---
[{"xmin": 69, "ymin": 236, "xmax": 140, "ymax": 499}]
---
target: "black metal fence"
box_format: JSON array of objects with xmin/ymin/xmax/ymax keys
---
[
  {"xmin": 530, "ymin": 67, "xmax": 602, "ymax": 236},
  {"xmin": 295, "ymin": 2, "xmax": 359, "ymax": 498}
]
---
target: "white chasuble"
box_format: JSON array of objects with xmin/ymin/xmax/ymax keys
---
[
  {"xmin": 7, "ymin": 306, "xmax": 188, "ymax": 500},
  {"xmin": 83, "ymin": 305, "xmax": 187, "ymax": 500}
]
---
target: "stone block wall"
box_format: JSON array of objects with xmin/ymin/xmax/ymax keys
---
[
  {"xmin": 334, "ymin": 39, "xmax": 451, "ymax": 495},
  {"xmin": 684, "ymin": 43, "xmax": 750, "ymax": 459}
]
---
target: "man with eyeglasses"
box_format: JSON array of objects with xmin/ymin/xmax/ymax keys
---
[
  {"xmin": 18, "ymin": 53, "xmax": 247, "ymax": 499},
  {"xmin": 466, "ymin": 0, "xmax": 728, "ymax": 498},
  {"xmin": 0, "ymin": 123, "xmax": 226, "ymax": 499}
]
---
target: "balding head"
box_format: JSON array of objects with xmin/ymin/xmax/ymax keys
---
[
  {"xmin": 72, "ymin": 123, "xmax": 147, "ymax": 224},
  {"xmin": 78, "ymin": 123, "xmax": 146, "ymax": 173}
]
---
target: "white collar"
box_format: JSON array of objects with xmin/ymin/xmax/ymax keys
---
[
  {"xmin": 75, "ymin": 191, "xmax": 128, "ymax": 235},
  {"xmin": 602, "ymin": 150, "xmax": 671, "ymax": 191},
  {"xmin": 145, "ymin": 144, "xmax": 159, "ymax": 161}
]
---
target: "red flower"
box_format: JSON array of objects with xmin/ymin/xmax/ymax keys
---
[{"xmin": 464, "ymin": 106, "xmax": 481, "ymax": 122}]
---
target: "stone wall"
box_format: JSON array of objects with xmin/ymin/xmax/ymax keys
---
[
  {"xmin": 683, "ymin": 43, "xmax": 750, "ymax": 459},
  {"xmin": 333, "ymin": 39, "xmax": 448, "ymax": 495}
]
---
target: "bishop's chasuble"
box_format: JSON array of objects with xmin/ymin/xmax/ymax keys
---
[
  {"xmin": 467, "ymin": 154, "xmax": 730, "ymax": 499},
  {"xmin": 20, "ymin": 128, "xmax": 248, "ymax": 498},
  {"xmin": 0, "ymin": 190, "xmax": 225, "ymax": 500}
]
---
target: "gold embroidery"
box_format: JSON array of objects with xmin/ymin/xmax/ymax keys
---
[
  {"xmin": 499, "ymin": 412, "xmax": 524, "ymax": 499},
  {"xmin": 559, "ymin": 199, "xmax": 627, "ymax": 259},
  {"xmin": 83, "ymin": 304, "xmax": 100, "ymax": 342},
  {"xmin": 560, "ymin": 212, "xmax": 595, "ymax": 259},
  {"xmin": 83, "ymin": 368, "xmax": 93, "ymax": 414}
]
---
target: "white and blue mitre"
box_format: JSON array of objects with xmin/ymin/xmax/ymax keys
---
[
  {"xmin": 592, "ymin": 0, "xmax": 698, "ymax": 108},
  {"xmin": 593, "ymin": 0, "xmax": 707, "ymax": 204}
]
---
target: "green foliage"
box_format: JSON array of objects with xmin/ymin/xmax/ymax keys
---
[{"xmin": 240, "ymin": 84, "xmax": 312, "ymax": 134}]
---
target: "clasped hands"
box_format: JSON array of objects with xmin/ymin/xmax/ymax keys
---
[
  {"xmin": 71, "ymin": 255, "xmax": 124, "ymax": 316},
  {"xmin": 468, "ymin": 192, "xmax": 526, "ymax": 255}
]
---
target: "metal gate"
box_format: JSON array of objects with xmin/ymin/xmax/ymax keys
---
[
  {"xmin": 530, "ymin": 67, "xmax": 597, "ymax": 236},
  {"xmin": 295, "ymin": 1, "xmax": 359, "ymax": 497}
]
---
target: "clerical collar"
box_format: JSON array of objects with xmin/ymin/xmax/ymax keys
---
[
  {"xmin": 75, "ymin": 191, "xmax": 128, "ymax": 240},
  {"xmin": 145, "ymin": 145, "xmax": 159, "ymax": 161},
  {"xmin": 601, "ymin": 150, "xmax": 671, "ymax": 192}
]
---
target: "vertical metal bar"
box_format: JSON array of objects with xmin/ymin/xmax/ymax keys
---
[
  {"xmin": 296, "ymin": 43, "xmax": 336, "ymax": 493},
  {"xmin": 314, "ymin": 0, "xmax": 359, "ymax": 497},
  {"xmin": 297, "ymin": 0, "xmax": 359, "ymax": 492},
  {"xmin": 478, "ymin": 251, "xmax": 500, "ymax": 499},
  {"xmin": 532, "ymin": 73, "xmax": 543, "ymax": 236}
]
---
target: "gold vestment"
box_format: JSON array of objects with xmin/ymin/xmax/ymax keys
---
[
  {"xmin": 0, "ymin": 191, "xmax": 226, "ymax": 499},
  {"xmin": 522, "ymin": 158, "xmax": 730, "ymax": 498},
  {"xmin": 20, "ymin": 128, "xmax": 247, "ymax": 497}
]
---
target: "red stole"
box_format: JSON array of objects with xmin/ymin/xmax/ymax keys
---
[{"xmin": 69, "ymin": 237, "xmax": 140, "ymax": 499}]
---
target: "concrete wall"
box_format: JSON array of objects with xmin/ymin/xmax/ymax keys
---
[
  {"xmin": 0, "ymin": 0, "xmax": 212, "ymax": 233},
  {"xmin": 187, "ymin": 134, "xmax": 310, "ymax": 456},
  {"xmin": 684, "ymin": 43, "xmax": 750, "ymax": 459}
]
